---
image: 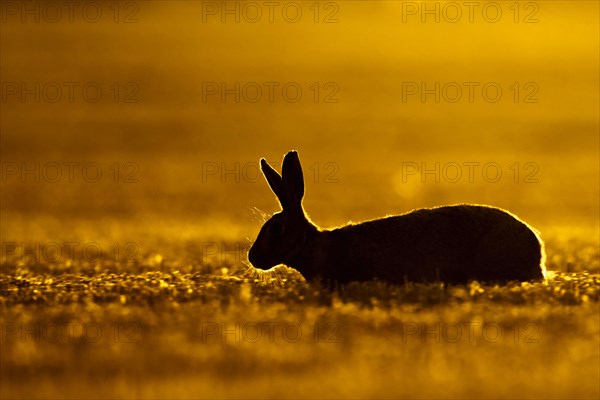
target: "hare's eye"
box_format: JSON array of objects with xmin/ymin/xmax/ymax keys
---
[{"xmin": 269, "ymin": 221, "xmax": 284, "ymax": 236}]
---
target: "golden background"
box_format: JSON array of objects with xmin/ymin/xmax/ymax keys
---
[{"xmin": 1, "ymin": 1, "xmax": 599, "ymax": 398}]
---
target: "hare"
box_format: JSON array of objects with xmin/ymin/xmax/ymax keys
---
[{"xmin": 248, "ymin": 151, "xmax": 546, "ymax": 284}]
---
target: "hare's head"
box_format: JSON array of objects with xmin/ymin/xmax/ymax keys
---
[{"xmin": 248, "ymin": 151, "xmax": 317, "ymax": 271}]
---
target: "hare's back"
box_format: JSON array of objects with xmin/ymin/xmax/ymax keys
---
[
  {"xmin": 401, "ymin": 204, "xmax": 535, "ymax": 234},
  {"xmin": 362, "ymin": 204, "xmax": 544, "ymax": 282}
]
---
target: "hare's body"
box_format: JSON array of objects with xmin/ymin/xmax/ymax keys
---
[
  {"xmin": 289, "ymin": 205, "xmax": 544, "ymax": 284},
  {"xmin": 249, "ymin": 151, "xmax": 546, "ymax": 284}
]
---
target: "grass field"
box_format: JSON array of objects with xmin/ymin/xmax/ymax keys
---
[
  {"xmin": 1, "ymin": 217, "xmax": 599, "ymax": 399},
  {"xmin": 1, "ymin": 1, "xmax": 599, "ymax": 399}
]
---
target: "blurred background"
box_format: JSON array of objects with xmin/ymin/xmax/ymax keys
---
[{"xmin": 1, "ymin": 0, "xmax": 598, "ymax": 244}]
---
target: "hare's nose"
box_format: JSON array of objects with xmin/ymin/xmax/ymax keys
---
[
  {"xmin": 248, "ymin": 247, "xmax": 269, "ymax": 270},
  {"xmin": 247, "ymin": 247, "xmax": 260, "ymax": 266}
]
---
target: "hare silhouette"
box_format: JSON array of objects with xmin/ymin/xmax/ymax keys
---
[{"xmin": 248, "ymin": 151, "xmax": 546, "ymax": 284}]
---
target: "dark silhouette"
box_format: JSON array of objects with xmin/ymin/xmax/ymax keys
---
[{"xmin": 248, "ymin": 151, "xmax": 546, "ymax": 284}]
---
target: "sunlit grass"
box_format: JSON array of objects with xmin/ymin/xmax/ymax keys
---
[{"xmin": 1, "ymin": 227, "xmax": 598, "ymax": 399}]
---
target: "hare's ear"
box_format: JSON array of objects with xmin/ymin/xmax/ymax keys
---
[
  {"xmin": 260, "ymin": 158, "xmax": 288, "ymax": 208},
  {"xmin": 282, "ymin": 150, "xmax": 304, "ymax": 209}
]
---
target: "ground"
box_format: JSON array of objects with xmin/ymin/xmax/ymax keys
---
[{"xmin": 1, "ymin": 220, "xmax": 598, "ymax": 399}]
